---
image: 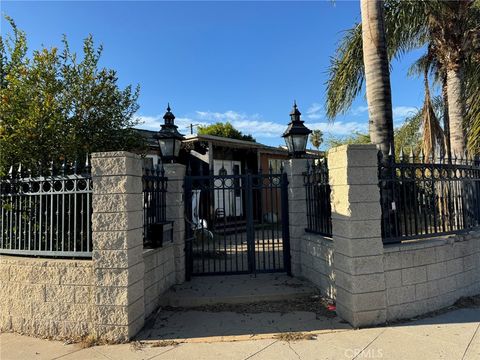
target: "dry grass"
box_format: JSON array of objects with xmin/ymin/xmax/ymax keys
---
[
  {"xmin": 130, "ymin": 341, "xmax": 145, "ymax": 351},
  {"xmin": 274, "ymin": 332, "xmax": 317, "ymax": 342},
  {"xmin": 151, "ymin": 340, "xmax": 180, "ymax": 348},
  {"xmin": 79, "ymin": 334, "xmax": 99, "ymax": 349}
]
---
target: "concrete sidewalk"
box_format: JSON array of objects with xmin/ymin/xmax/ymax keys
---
[{"xmin": 1, "ymin": 307, "xmax": 479, "ymax": 360}]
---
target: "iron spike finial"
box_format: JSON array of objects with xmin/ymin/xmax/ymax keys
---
[
  {"xmin": 388, "ymin": 143, "xmax": 394, "ymax": 158},
  {"xmin": 8, "ymin": 165, "xmax": 13, "ymax": 178},
  {"xmin": 419, "ymin": 148, "xmax": 424, "ymax": 162},
  {"xmin": 399, "ymin": 147, "xmax": 404, "ymax": 162},
  {"xmin": 73, "ymin": 159, "xmax": 78, "ymax": 174},
  {"xmin": 409, "ymin": 148, "xmax": 414, "ymax": 162},
  {"xmin": 17, "ymin": 163, "xmax": 22, "ymax": 176},
  {"xmin": 62, "ymin": 159, "xmax": 67, "ymax": 175}
]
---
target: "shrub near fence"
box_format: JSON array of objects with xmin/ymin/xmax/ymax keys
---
[
  {"xmin": 304, "ymin": 158, "xmax": 332, "ymax": 237},
  {"xmin": 379, "ymin": 152, "xmax": 480, "ymax": 244},
  {"xmin": 0, "ymin": 160, "xmax": 93, "ymax": 257}
]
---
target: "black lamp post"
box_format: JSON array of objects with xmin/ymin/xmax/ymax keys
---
[
  {"xmin": 282, "ymin": 101, "xmax": 312, "ymax": 158},
  {"xmin": 154, "ymin": 104, "xmax": 185, "ymax": 163}
]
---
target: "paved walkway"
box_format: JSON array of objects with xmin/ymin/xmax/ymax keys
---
[
  {"xmin": 159, "ymin": 274, "xmax": 317, "ymax": 307},
  {"xmin": 1, "ymin": 307, "xmax": 479, "ymax": 360}
]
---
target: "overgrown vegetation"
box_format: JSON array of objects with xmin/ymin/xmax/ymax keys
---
[
  {"xmin": 0, "ymin": 16, "xmax": 144, "ymax": 176},
  {"xmin": 325, "ymin": 0, "xmax": 480, "ymax": 156}
]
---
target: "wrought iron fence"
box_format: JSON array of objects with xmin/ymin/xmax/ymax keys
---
[
  {"xmin": 0, "ymin": 160, "xmax": 93, "ymax": 257},
  {"xmin": 379, "ymin": 152, "xmax": 480, "ymax": 244},
  {"xmin": 304, "ymin": 158, "xmax": 332, "ymax": 237},
  {"xmin": 142, "ymin": 164, "xmax": 171, "ymax": 248}
]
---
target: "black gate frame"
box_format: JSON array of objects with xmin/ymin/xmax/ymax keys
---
[{"xmin": 184, "ymin": 171, "xmax": 291, "ymax": 279}]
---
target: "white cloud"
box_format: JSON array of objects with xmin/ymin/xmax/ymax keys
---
[
  {"xmin": 137, "ymin": 109, "xmax": 369, "ymax": 141},
  {"xmin": 307, "ymin": 120, "xmax": 368, "ymax": 136},
  {"xmin": 306, "ymin": 103, "xmax": 324, "ymax": 120},
  {"xmin": 195, "ymin": 110, "xmax": 284, "ymax": 138},
  {"xmin": 351, "ymin": 105, "xmax": 369, "ymax": 116},
  {"xmin": 136, "ymin": 115, "xmax": 162, "ymax": 130},
  {"xmin": 392, "ymin": 106, "xmax": 418, "ymax": 120},
  {"xmin": 351, "ymin": 105, "xmax": 418, "ymax": 122},
  {"xmin": 136, "ymin": 114, "xmax": 205, "ymax": 133}
]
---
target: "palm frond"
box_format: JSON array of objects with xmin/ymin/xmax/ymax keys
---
[
  {"xmin": 325, "ymin": 24, "xmax": 364, "ymax": 119},
  {"xmin": 325, "ymin": 0, "xmax": 429, "ymax": 119},
  {"xmin": 421, "ymin": 71, "xmax": 445, "ymax": 160}
]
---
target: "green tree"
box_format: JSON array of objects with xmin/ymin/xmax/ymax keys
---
[
  {"xmin": 326, "ymin": 132, "xmax": 371, "ymax": 150},
  {"xmin": 310, "ymin": 129, "xmax": 324, "ymax": 150},
  {"xmin": 197, "ymin": 122, "xmax": 255, "ymax": 142},
  {"xmin": 325, "ymin": 0, "xmax": 480, "ymax": 156},
  {"xmin": 0, "ymin": 17, "xmax": 143, "ymax": 176}
]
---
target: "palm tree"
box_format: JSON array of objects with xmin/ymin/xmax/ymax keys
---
[
  {"xmin": 326, "ymin": 0, "xmax": 480, "ymax": 156},
  {"xmin": 310, "ymin": 129, "xmax": 324, "ymax": 150},
  {"xmin": 360, "ymin": 0, "xmax": 394, "ymax": 158}
]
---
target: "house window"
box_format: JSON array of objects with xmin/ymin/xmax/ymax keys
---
[{"xmin": 268, "ymin": 159, "xmax": 284, "ymax": 173}]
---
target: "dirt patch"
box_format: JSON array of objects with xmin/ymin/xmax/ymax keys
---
[
  {"xmin": 454, "ymin": 295, "xmax": 480, "ymax": 308},
  {"xmin": 163, "ymin": 294, "xmax": 336, "ymax": 319},
  {"xmin": 151, "ymin": 340, "xmax": 181, "ymax": 348},
  {"xmin": 274, "ymin": 332, "xmax": 317, "ymax": 342}
]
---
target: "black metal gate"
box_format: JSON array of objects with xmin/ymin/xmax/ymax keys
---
[{"xmin": 185, "ymin": 170, "xmax": 290, "ymax": 278}]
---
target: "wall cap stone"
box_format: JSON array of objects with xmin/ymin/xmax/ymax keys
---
[
  {"xmin": 91, "ymin": 151, "xmax": 141, "ymax": 159},
  {"xmin": 328, "ymin": 144, "xmax": 378, "ymax": 154}
]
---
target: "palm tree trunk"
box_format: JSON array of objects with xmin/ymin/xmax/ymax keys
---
[
  {"xmin": 442, "ymin": 76, "xmax": 451, "ymax": 162},
  {"xmin": 446, "ymin": 67, "xmax": 466, "ymax": 157},
  {"xmin": 360, "ymin": 0, "xmax": 394, "ymax": 158}
]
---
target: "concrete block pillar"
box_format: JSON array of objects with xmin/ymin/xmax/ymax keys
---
[
  {"xmin": 163, "ymin": 163, "xmax": 186, "ymax": 284},
  {"xmin": 328, "ymin": 144, "xmax": 386, "ymax": 327},
  {"xmin": 284, "ymin": 158, "xmax": 308, "ymax": 277},
  {"xmin": 91, "ymin": 152, "xmax": 145, "ymax": 342}
]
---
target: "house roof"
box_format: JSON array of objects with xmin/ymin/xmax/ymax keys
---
[
  {"xmin": 135, "ymin": 128, "xmax": 159, "ymax": 147},
  {"xmin": 134, "ymin": 129, "xmax": 324, "ymax": 157},
  {"xmin": 183, "ymin": 134, "xmax": 287, "ymax": 154}
]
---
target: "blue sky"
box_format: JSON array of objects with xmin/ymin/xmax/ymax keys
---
[{"xmin": 1, "ymin": 1, "xmax": 426, "ymax": 148}]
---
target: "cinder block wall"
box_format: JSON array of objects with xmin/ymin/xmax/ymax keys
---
[
  {"xmin": 384, "ymin": 232, "xmax": 480, "ymax": 321},
  {"xmin": 143, "ymin": 245, "xmax": 176, "ymax": 318},
  {"xmin": 1, "ymin": 152, "xmax": 184, "ymax": 342},
  {"xmin": 295, "ymin": 144, "xmax": 480, "ymax": 328},
  {"xmin": 299, "ymin": 233, "xmax": 335, "ymax": 299},
  {"xmin": 0, "ymin": 256, "xmax": 95, "ymax": 340}
]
